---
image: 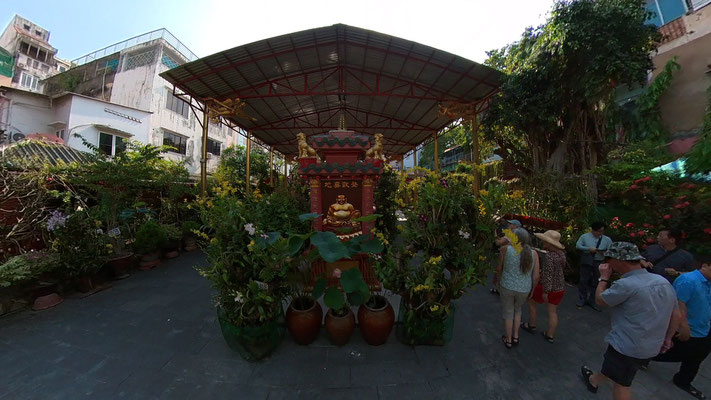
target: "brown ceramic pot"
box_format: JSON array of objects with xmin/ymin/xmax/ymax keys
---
[
  {"xmin": 324, "ymin": 308, "xmax": 355, "ymax": 346},
  {"xmin": 286, "ymin": 296, "xmax": 323, "ymax": 345},
  {"xmin": 183, "ymin": 237, "xmax": 198, "ymax": 252},
  {"xmin": 358, "ymin": 295, "xmax": 395, "ymax": 346},
  {"xmin": 107, "ymin": 252, "xmax": 134, "ymax": 279},
  {"xmin": 139, "ymin": 250, "xmax": 161, "ymax": 270}
]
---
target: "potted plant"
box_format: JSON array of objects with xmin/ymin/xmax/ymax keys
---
[
  {"xmin": 373, "ymin": 171, "xmax": 494, "ymax": 345},
  {"xmin": 0, "ymin": 251, "xmax": 60, "ymax": 313},
  {"xmin": 135, "ymin": 220, "xmax": 167, "ymax": 269},
  {"xmin": 312, "ymin": 267, "xmax": 371, "ymax": 346},
  {"xmin": 181, "ymin": 220, "xmax": 200, "ymax": 252},
  {"xmin": 357, "ymin": 289, "xmax": 395, "ymax": 346},
  {"xmin": 50, "ymin": 210, "xmax": 110, "ymax": 293},
  {"xmin": 161, "ymin": 223, "xmax": 182, "ymax": 259}
]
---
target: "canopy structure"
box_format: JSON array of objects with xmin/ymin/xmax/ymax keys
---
[{"xmin": 160, "ymin": 24, "xmax": 503, "ymax": 158}]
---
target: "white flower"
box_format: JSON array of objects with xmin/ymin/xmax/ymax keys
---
[
  {"xmin": 244, "ymin": 223, "xmax": 256, "ymax": 236},
  {"xmin": 260, "ymin": 233, "xmax": 268, "ymax": 239},
  {"xmin": 458, "ymin": 229, "xmax": 470, "ymax": 239},
  {"xmin": 234, "ymin": 292, "xmax": 244, "ymax": 303},
  {"xmin": 395, "ymin": 210, "xmax": 406, "ymax": 220}
]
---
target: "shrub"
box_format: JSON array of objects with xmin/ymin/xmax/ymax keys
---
[
  {"xmin": 134, "ymin": 221, "xmax": 168, "ymax": 254},
  {"xmin": 0, "ymin": 252, "xmax": 59, "ymax": 288}
]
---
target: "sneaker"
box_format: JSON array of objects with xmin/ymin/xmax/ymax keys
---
[
  {"xmin": 576, "ymin": 299, "xmax": 586, "ymax": 308},
  {"xmin": 588, "ymin": 303, "xmax": 602, "ymax": 312}
]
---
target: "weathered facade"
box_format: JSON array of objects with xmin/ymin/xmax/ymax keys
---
[
  {"xmin": 648, "ymin": 1, "xmax": 711, "ymax": 141},
  {"xmin": 43, "ymin": 29, "xmax": 242, "ymax": 174},
  {"xmin": 0, "ymin": 15, "xmax": 65, "ymax": 93}
]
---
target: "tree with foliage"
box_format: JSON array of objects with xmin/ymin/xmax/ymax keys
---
[
  {"xmin": 481, "ymin": 0, "xmax": 661, "ymax": 174},
  {"xmin": 685, "ymin": 83, "xmax": 711, "ymax": 175},
  {"xmin": 214, "ymin": 145, "xmax": 282, "ymax": 192}
]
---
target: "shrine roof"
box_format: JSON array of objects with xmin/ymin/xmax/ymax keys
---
[{"xmin": 160, "ymin": 24, "xmax": 503, "ymax": 157}]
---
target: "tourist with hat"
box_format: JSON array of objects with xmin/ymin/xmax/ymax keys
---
[
  {"xmin": 580, "ymin": 242, "xmax": 680, "ymax": 400},
  {"xmin": 520, "ymin": 230, "xmax": 567, "ymax": 343}
]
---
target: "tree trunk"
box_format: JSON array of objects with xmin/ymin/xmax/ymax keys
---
[{"xmin": 546, "ymin": 141, "xmax": 567, "ymax": 172}]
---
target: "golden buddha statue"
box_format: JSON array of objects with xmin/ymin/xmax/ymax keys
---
[{"xmin": 324, "ymin": 195, "xmax": 361, "ymax": 229}]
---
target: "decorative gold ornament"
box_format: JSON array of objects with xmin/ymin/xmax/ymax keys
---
[
  {"xmin": 364, "ymin": 133, "xmax": 385, "ymax": 160},
  {"xmin": 297, "ymin": 132, "xmax": 318, "ymax": 159},
  {"xmin": 206, "ymin": 97, "xmax": 256, "ymax": 123},
  {"xmin": 438, "ymin": 101, "xmax": 477, "ymax": 122}
]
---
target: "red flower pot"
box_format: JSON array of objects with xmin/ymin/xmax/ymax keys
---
[
  {"xmin": 357, "ymin": 295, "xmax": 395, "ymax": 346},
  {"xmin": 286, "ymin": 296, "xmax": 323, "ymax": 345}
]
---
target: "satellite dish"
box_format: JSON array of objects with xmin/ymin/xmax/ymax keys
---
[{"xmin": 12, "ymin": 133, "xmax": 25, "ymax": 141}]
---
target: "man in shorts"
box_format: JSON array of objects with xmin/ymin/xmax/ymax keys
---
[{"xmin": 580, "ymin": 242, "xmax": 680, "ymax": 400}]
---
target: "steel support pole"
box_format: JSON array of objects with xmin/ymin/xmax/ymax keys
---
[
  {"xmin": 471, "ymin": 118, "xmax": 480, "ymax": 194},
  {"xmin": 434, "ymin": 132, "xmax": 439, "ymax": 174},
  {"xmin": 413, "ymin": 146, "xmax": 417, "ymax": 168},
  {"xmin": 269, "ymin": 147, "xmax": 274, "ymax": 186},
  {"xmin": 284, "ymin": 156, "xmax": 288, "ymax": 183},
  {"xmin": 246, "ymin": 131, "xmax": 252, "ymax": 195},
  {"xmin": 200, "ymin": 103, "xmax": 209, "ymax": 197}
]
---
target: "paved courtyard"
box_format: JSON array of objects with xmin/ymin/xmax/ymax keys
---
[{"xmin": 1, "ymin": 251, "xmax": 709, "ymax": 399}]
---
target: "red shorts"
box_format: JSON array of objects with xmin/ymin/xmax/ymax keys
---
[{"xmin": 532, "ymin": 283, "xmax": 564, "ymax": 305}]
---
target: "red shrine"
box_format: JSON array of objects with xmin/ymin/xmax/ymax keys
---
[{"xmin": 297, "ymin": 129, "xmax": 384, "ymax": 285}]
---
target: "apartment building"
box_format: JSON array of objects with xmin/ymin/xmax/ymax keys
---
[
  {"xmin": 0, "ymin": 15, "xmax": 64, "ymax": 93},
  {"xmin": 43, "ymin": 29, "xmax": 242, "ymax": 174}
]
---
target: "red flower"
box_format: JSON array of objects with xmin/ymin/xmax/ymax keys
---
[
  {"xmin": 646, "ymin": 238, "xmax": 655, "ymax": 244},
  {"xmin": 705, "ymin": 228, "xmax": 711, "ymax": 235},
  {"xmin": 625, "ymin": 222, "xmax": 635, "ymax": 228},
  {"xmin": 643, "ymin": 223, "xmax": 653, "ymax": 228},
  {"xmin": 637, "ymin": 231, "xmax": 645, "ymax": 236},
  {"xmin": 686, "ymin": 183, "xmax": 697, "ymax": 189},
  {"xmin": 682, "ymin": 231, "xmax": 688, "ymax": 239},
  {"xmin": 627, "ymin": 185, "xmax": 640, "ymax": 191},
  {"xmin": 677, "ymin": 195, "xmax": 687, "ymax": 201},
  {"xmin": 630, "ymin": 233, "xmax": 637, "ymax": 238},
  {"xmin": 634, "ymin": 176, "xmax": 651, "ymax": 184},
  {"xmin": 674, "ymin": 201, "xmax": 691, "ymax": 209},
  {"xmin": 612, "ymin": 217, "xmax": 620, "ymax": 221},
  {"xmin": 663, "ymin": 214, "xmax": 672, "ymax": 220}
]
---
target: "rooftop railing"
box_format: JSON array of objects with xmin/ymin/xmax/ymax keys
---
[{"xmin": 70, "ymin": 28, "xmax": 198, "ymax": 66}]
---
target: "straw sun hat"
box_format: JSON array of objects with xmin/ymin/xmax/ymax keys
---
[{"xmin": 534, "ymin": 230, "xmax": 565, "ymax": 250}]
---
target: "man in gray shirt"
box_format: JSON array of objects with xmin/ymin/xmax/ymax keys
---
[
  {"xmin": 575, "ymin": 221, "xmax": 613, "ymax": 311},
  {"xmin": 642, "ymin": 228, "xmax": 695, "ymax": 283},
  {"xmin": 581, "ymin": 242, "xmax": 680, "ymax": 400}
]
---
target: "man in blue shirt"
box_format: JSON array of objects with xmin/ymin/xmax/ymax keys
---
[
  {"xmin": 647, "ymin": 255, "xmax": 711, "ymax": 399},
  {"xmin": 575, "ymin": 221, "xmax": 613, "ymax": 311}
]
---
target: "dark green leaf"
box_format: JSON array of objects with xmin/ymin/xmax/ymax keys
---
[
  {"xmin": 312, "ymin": 276, "xmax": 327, "ymax": 299},
  {"xmin": 310, "ymin": 231, "xmax": 350, "ymax": 263},
  {"xmin": 324, "ymin": 287, "xmax": 345, "ymax": 310},
  {"xmin": 353, "ymin": 214, "xmax": 382, "ymax": 222},
  {"xmin": 299, "ymin": 213, "xmax": 321, "ymax": 222}
]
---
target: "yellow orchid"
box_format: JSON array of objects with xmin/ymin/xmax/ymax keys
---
[{"xmin": 503, "ymin": 229, "xmax": 523, "ymax": 253}]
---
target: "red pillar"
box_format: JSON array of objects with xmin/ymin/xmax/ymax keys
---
[{"xmin": 309, "ymin": 178, "xmax": 323, "ymax": 231}]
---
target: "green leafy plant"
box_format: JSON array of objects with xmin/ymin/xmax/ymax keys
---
[
  {"xmin": 0, "ymin": 251, "xmax": 59, "ymax": 288},
  {"xmin": 312, "ymin": 267, "xmax": 371, "ymax": 317},
  {"xmin": 50, "ymin": 210, "xmax": 110, "ymax": 279},
  {"xmin": 134, "ymin": 220, "xmax": 168, "ymax": 254},
  {"xmin": 181, "ymin": 220, "xmax": 201, "ymax": 237}
]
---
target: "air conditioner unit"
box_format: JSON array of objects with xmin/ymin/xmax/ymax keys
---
[
  {"xmin": 17, "ymin": 63, "xmax": 24, "ymax": 68},
  {"xmin": 206, "ymin": 153, "xmax": 213, "ymax": 160}
]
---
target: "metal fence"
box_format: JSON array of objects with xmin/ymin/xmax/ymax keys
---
[{"xmin": 71, "ymin": 28, "xmax": 198, "ymax": 67}]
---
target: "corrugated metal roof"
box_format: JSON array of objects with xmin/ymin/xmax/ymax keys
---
[
  {"xmin": 160, "ymin": 24, "xmax": 503, "ymax": 156},
  {"xmin": 0, "ymin": 140, "xmax": 88, "ymax": 168}
]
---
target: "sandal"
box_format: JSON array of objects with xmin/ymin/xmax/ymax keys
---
[
  {"xmin": 542, "ymin": 331, "xmax": 555, "ymax": 343},
  {"xmin": 674, "ymin": 382, "xmax": 706, "ymax": 399},
  {"xmin": 580, "ymin": 365, "xmax": 598, "ymax": 394},
  {"xmin": 512, "ymin": 336, "xmax": 519, "ymax": 346},
  {"xmin": 490, "ymin": 287, "xmax": 499, "ymax": 295},
  {"xmin": 521, "ymin": 322, "xmax": 537, "ymax": 334},
  {"xmin": 501, "ymin": 335, "xmax": 512, "ymax": 349}
]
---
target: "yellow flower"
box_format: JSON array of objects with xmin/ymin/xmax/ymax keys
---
[
  {"xmin": 479, "ymin": 189, "xmax": 489, "ymax": 197},
  {"xmin": 210, "ymin": 238, "xmax": 218, "ymax": 245},
  {"xmin": 413, "ymin": 284, "xmax": 429, "ymax": 292},
  {"xmin": 503, "ymin": 229, "xmax": 523, "ymax": 253},
  {"xmin": 105, "ymin": 244, "xmax": 113, "ymax": 249},
  {"xmin": 478, "ymin": 255, "xmax": 487, "ymax": 262},
  {"xmin": 511, "ymin": 190, "xmax": 524, "ymax": 199},
  {"xmin": 430, "ymin": 304, "xmax": 440, "ymax": 312},
  {"xmin": 247, "ymin": 240, "xmax": 255, "ymax": 251},
  {"xmin": 94, "ymin": 220, "xmax": 102, "ymax": 227},
  {"xmin": 428, "ymin": 256, "xmax": 442, "ymax": 265}
]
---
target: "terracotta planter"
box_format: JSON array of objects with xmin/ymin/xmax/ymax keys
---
[
  {"xmin": 286, "ymin": 296, "xmax": 323, "ymax": 345},
  {"xmin": 183, "ymin": 237, "xmax": 198, "ymax": 252},
  {"xmin": 108, "ymin": 253, "xmax": 134, "ymax": 279},
  {"xmin": 324, "ymin": 308, "xmax": 355, "ymax": 346},
  {"xmin": 358, "ymin": 295, "xmax": 395, "ymax": 346},
  {"xmin": 75, "ymin": 275, "xmax": 97, "ymax": 293},
  {"xmin": 32, "ymin": 293, "xmax": 63, "ymax": 311},
  {"xmin": 163, "ymin": 241, "xmax": 181, "ymax": 259},
  {"xmin": 139, "ymin": 250, "xmax": 161, "ymax": 270}
]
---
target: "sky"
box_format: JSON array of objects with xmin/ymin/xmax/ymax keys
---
[{"xmin": 2, "ymin": 0, "xmax": 556, "ymax": 64}]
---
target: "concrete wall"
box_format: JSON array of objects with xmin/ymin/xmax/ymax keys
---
[
  {"xmin": 653, "ymin": 19, "xmax": 711, "ymax": 134},
  {"xmin": 62, "ymin": 95, "xmax": 150, "ymax": 153},
  {"xmin": 0, "ymin": 89, "xmax": 53, "ymax": 141}
]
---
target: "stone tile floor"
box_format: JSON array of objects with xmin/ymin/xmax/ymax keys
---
[{"xmin": 1, "ymin": 251, "xmax": 710, "ymax": 399}]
